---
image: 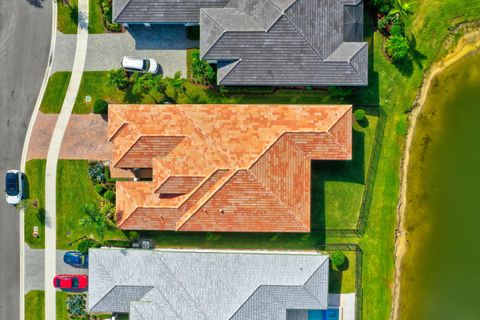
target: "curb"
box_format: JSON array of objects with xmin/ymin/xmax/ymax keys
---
[{"xmin": 19, "ymin": 1, "xmax": 57, "ymax": 319}]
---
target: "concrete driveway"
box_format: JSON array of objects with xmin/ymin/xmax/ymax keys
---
[{"xmin": 52, "ymin": 25, "xmax": 198, "ymax": 77}]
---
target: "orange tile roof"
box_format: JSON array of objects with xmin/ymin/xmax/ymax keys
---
[{"xmin": 109, "ymin": 104, "xmax": 352, "ymax": 232}]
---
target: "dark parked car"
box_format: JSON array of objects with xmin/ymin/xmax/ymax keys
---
[
  {"xmin": 63, "ymin": 251, "xmax": 88, "ymax": 268},
  {"xmin": 53, "ymin": 274, "xmax": 88, "ymax": 291}
]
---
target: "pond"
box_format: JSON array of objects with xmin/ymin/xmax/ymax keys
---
[{"xmin": 399, "ymin": 52, "xmax": 480, "ymax": 319}]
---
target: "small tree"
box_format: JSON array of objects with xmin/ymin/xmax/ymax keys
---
[
  {"xmin": 93, "ymin": 99, "xmax": 108, "ymax": 114},
  {"xmin": 103, "ymin": 190, "xmax": 115, "ymax": 203},
  {"xmin": 79, "ymin": 204, "xmax": 107, "ymax": 239},
  {"xmin": 330, "ymin": 251, "xmax": 347, "ymax": 271},
  {"xmin": 388, "ymin": 0, "xmax": 413, "ymax": 18},
  {"xmin": 385, "ymin": 35, "xmax": 409, "ymax": 61},
  {"xmin": 77, "ymin": 238, "xmax": 100, "ymax": 254},
  {"xmin": 191, "ymin": 50, "xmax": 216, "ymax": 85},
  {"xmin": 354, "ymin": 109, "xmax": 366, "ymax": 122},
  {"xmin": 88, "ymin": 163, "xmax": 105, "ymax": 184},
  {"xmin": 108, "ymin": 69, "xmax": 130, "ymax": 89}
]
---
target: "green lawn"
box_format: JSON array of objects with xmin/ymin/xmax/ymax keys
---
[
  {"xmin": 312, "ymin": 114, "xmax": 378, "ymax": 230},
  {"xmin": 56, "ymin": 160, "xmax": 128, "ymax": 249},
  {"xmin": 25, "ymin": 160, "xmax": 46, "ymax": 249},
  {"xmin": 57, "ymin": 0, "xmax": 78, "ymax": 34},
  {"xmin": 25, "ymin": 290, "xmax": 44, "ymax": 320},
  {"xmin": 40, "ymin": 72, "xmax": 71, "ymax": 114},
  {"xmin": 328, "ymin": 251, "xmax": 357, "ymax": 294},
  {"xmin": 74, "ymin": 72, "xmax": 157, "ymax": 114},
  {"xmin": 56, "ymin": 292, "xmax": 69, "ymax": 320},
  {"xmin": 88, "ymin": 0, "xmax": 105, "ymax": 33}
]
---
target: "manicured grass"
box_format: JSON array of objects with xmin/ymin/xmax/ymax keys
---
[
  {"xmin": 56, "ymin": 160, "xmax": 128, "ymax": 249},
  {"xmin": 312, "ymin": 115, "xmax": 378, "ymax": 230},
  {"xmin": 328, "ymin": 251, "xmax": 356, "ymax": 294},
  {"xmin": 88, "ymin": 0, "xmax": 105, "ymax": 33},
  {"xmin": 57, "ymin": 0, "xmax": 78, "ymax": 34},
  {"xmin": 25, "ymin": 290, "xmax": 44, "ymax": 320},
  {"xmin": 25, "ymin": 160, "xmax": 46, "ymax": 249},
  {"xmin": 39, "ymin": 72, "xmax": 71, "ymax": 114},
  {"xmin": 56, "ymin": 292, "xmax": 69, "ymax": 320},
  {"xmin": 73, "ymin": 72, "xmax": 157, "ymax": 114}
]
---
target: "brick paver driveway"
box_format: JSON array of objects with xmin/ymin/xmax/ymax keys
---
[
  {"xmin": 28, "ymin": 113, "xmax": 110, "ymax": 161},
  {"xmin": 52, "ymin": 25, "xmax": 198, "ymax": 77}
]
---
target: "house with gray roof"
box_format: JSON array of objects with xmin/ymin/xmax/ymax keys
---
[
  {"xmin": 113, "ymin": 0, "xmax": 367, "ymax": 86},
  {"xmin": 88, "ymin": 248, "xmax": 332, "ymax": 320}
]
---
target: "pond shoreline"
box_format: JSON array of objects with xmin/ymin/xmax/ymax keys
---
[{"xmin": 391, "ymin": 29, "xmax": 480, "ymax": 320}]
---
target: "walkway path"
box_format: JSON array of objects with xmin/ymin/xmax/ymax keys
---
[
  {"xmin": 44, "ymin": 0, "xmax": 88, "ymax": 319},
  {"xmin": 51, "ymin": 24, "xmax": 196, "ymax": 77}
]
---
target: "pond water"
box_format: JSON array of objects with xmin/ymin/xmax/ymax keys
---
[{"xmin": 399, "ymin": 52, "xmax": 480, "ymax": 319}]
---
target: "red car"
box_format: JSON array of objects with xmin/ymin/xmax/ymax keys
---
[{"xmin": 53, "ymin": 274, "xmax": 88, "ymax": 291}]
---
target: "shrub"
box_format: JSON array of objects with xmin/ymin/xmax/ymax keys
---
[
  {"xmin": 77, "ymin": 239, "xmax": 100, "ymax": 254},
  {"xmin": 66, "ymin": 294, "xmax": 87, "ymax": 316},
  {"xmin": 354, "ymin": 109, "xmax": 366, "ymax": 122},
  {"xmin": 103, "ymin": 190, "xmax": 115, "ymax": 203},
  {"xmin": 328, "ymin": 86, "xmax": 353, "ymax": 98},
  {"xmin": 390, "ymin": 22, "xmax": 404, "ymax": 36},
  {"xmin": 191, "ymin": 50, "xmax": 216, "ymax": 85},
  {"xmin": 100, "ymin": 201, "xmax": 116, "ymax": 219},
  {"xmin": 385, "ymin": 35, "xmax": 410, "ymax": 61},
  {"xmin": 88, "ymin": 163, "xmax": 105, "ymax": 183},
  {"xmin": 330, "ymin": 251, "xmax": 347, "ymax": 271},
  {"xmin": 100, "ymin": 0, "xmax": 122, "ymax": 32},
  {"xmin": 108, "ymin": 69, "xmax": 130, "ymax": 89},
  {"xmin": 94, "ymin": 184, "xmax": 106, "ymax": 195},
  {"xmin": 93, "ymin": 99, "xmax": 108, "ymax": 114},
  {"xmin": 377, "ymin": 16, "xmax": 390, "ymax": 34}
]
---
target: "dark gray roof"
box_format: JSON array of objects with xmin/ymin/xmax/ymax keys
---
[
  {"xmin": 113, "ymin": 0, "xmax": 229, "ymax": 23},
  {"xmin": 201, "ymin": 0, "xmax": 368, "ymax": 86},
  {"xmin": 88, "ymin": 249, "xmax": 329, "ymax": 320}
]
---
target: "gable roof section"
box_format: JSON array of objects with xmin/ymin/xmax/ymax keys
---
[
  {"xmin": 113, "ymin": 0, "xmax": 229, "ymax": 23},
  {"xmin": 201, "ymin": 0, "xmax": 368, "ymax": 86},
  {"xmin": 88, "ymin": 248, "xmax": 329, "ymax": 320},
  {"xmin": 109, "ymin": 104, "xmax": 352, "ymax": 232}
]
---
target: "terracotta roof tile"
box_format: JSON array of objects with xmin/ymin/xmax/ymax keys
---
[{"xmin": 109, "ymin": 104, "xmax": 352, "ymax": 232}]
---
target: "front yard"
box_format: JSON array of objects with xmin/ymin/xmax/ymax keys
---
[
  {"xmin": 25, "ymin": 160, "xmax": 46, "ymax": 249},
  {"xmin": 56, "ymin": 160, "xmax": 128, "ymax": 249},
  {"xmin": 25, "ymin": 290, "xmax": 44, "ymax": 320}
]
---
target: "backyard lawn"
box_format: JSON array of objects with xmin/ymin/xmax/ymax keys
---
[
  {"xmin": 57, "ymin": 0, "xmax": 78, "ymax": 34},
  {"xmin": 39, "ymin": 72, "xmax": 71, "ymax": 114},
  {"xmin": 25, "ymin": 290, "xmax": 44, "ymax": 320},
  {"xmin": 56, "ymin": 160, "xmax": 128, "ymax": 249},
  {"xmin": 328, "ymin": 251, "xmax": 357, "ymax": 294},
  {"xmin": 25, "ymin": 160, "xmax": 46, "ymax": 249}
]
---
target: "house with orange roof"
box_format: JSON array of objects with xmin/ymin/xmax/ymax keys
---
[{"xmin": 108, "ymin": 104, "xmax": 352, "ymax": 232}]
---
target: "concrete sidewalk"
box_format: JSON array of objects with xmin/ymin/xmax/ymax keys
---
[
  {"xmin": 52, "ymin": 24, "xmax": 196, "ymax": 77},
  {"xmin": 44, "ymin": 0, "xmax": 89, "ymax": 318}
]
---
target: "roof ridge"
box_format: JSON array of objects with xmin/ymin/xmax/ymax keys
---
[
  {"xmin": 248, "ymin": 169, "xmax": 309, "ymax": 230},
  {"xmin": 154, "ymin": 256, "xmax": 209, "ymax": 319},
  {"xmin": 326, "ymin": 106, "xmax": 353, "ymax": 159},
  {"xmin": 175, "ymin": 169, "xmax": 237, "ymax": 230},
  {"xmin": 178, "ymin": 107, "xmax": 235, "ymax": 166},
  {"xmin": 348, "ymin": 43, "xmax": 368, "ymax": 83},
  {"xmin": 217, "ymin": 59, "xmax": 241, "ymax": 84},
  {"xmin": 282, "ymin": 10, "xmax": 324, "ymax": 60},
  {"xmin": 200, "ymin": 8, "xmax": 227, "ymax": 59},
  {"xmin": 113, "ymin": 0, "xmax": 133, "ymax": 23}
]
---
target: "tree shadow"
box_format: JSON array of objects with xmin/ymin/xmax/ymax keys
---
[
  {"xmin": 328, "ymin": 257, "xmax": 350, "ymax": 294},
  {"xmin": 311, "ymin": 129, "xmax": 365, "ymax": 231},
  {"xmin": 26, "ymin": 0, "xmax": 45, "ymax": 8},
  {"xmin": 408, "ymin": 33, "xmax": 427, "ymax": 69},
  {"xmin": 122, "ymin": 86, "xmax": 145, "ymax": 103}
]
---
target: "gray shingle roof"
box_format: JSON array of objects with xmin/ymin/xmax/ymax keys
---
[
  {"xmin": 201, "ymin": 0, "xmax": 368, "ymax": 86},
  {"xmin": 113, "ymin": 0, "xmax": 229, "ymax": 23},
  {"xmin": 88, "ymin": 249, "xmax": 329, "ymax": 320}
]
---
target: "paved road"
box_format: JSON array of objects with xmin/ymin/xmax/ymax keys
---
[{"xmin": 0, "ymin": 0, "xmax": 51, "ymax": 319}]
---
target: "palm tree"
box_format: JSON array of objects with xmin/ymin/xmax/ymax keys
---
[
  {"xmin": 131, "ymin": 73, "xmax": 164, "ymax": 103},
  {"xmin": 389, "ymin": 0, "xmax": 413, "ymax": 17},
  {"xmin": 79, "ymin": 204, "xmax": 107, "ymax": 239},
  {"xmin": 162, "ymin": 71, "xmax": 185, "ymax": 103},
  {"xmin": 107, "ymin": 69, "xmax": 130, "ymax": 90}
]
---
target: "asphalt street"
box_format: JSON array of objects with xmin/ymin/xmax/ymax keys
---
[{"xmin": 0, "ymin": 0, "xmax": 51, "ymax": 319}]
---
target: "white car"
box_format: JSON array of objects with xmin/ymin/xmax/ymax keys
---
[
  {"xmin": 121, "ymin": 56, "xmax": 160, "ymax": 74},
  {"xmin": 5, "ymin": 170, "xmax": 23, "ymax": 205}
]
